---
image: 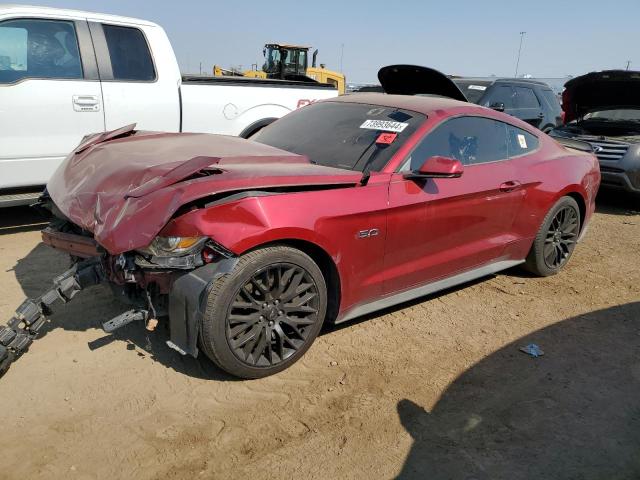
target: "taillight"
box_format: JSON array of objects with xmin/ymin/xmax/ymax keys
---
[{"xmin": 561, "ymin": 89, "xmax": 570, "ymax": 124}]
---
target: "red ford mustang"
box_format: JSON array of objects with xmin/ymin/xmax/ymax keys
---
[{"xmin": 3, "ymin": 66, "xmax": 600, "ymax": 378}]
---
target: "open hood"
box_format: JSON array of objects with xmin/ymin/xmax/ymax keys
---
[
  {"xmin": 47, "ymin": 130, "xmax": 361, "ymax": 254},
  {"xmin": 378, "ymin": 65, "xmax": 467, "ymax": 102},
  {"xmin": 563, "ymin": 70, "xmax": 640, "ymax": 123}
]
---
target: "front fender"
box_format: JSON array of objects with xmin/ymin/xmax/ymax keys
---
[{"xmin": 161, "ymin": 195, "xmax": 340, "ymax": 258}]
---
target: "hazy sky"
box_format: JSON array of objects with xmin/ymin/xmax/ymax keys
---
[{"xmin": 25, "ymin": 0, "xmax": 640, "ymax": 83}]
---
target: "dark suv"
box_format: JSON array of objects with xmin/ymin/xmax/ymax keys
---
[
  {"xmin": 453, "ymin": 78, "xmax": 563, "ymax": 132},
  {"xmin": 550, "ymin": 70, "xmax": 640, "ymax": 195}
]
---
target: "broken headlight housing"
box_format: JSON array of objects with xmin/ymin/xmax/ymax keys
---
[
  {"xmin": 136, "ymin": 236, "xmax": 209, "ymax": 269},
  {"xmin": 140, "ymin": 236, "xmax": 208, "ymax": 258}
]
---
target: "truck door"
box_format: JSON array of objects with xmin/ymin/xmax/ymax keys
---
[
  {"xmin": 88, "ymin": 22, "xmax": 180, "ymax": 132},
  {"xmin": 0, "ymin": 17, "xmax": 104, "ymax": 189}
]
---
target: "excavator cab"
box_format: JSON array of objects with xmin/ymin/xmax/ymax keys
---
[
  {"xmin": 262, "ymin": 44, "xmax": 310, "ymax": 81},
  {"xmin": 214, "ymin": 43, "xmax": 346, "ymax": 94}
]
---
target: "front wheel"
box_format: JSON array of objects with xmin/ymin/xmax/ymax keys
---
[
  {"xmin": 524, "ymin": 196, "xmax": 581, "ymax": 276},
  {"xmin": 200, "ymin": 246, "xmax": 327, "ymax": 379}
]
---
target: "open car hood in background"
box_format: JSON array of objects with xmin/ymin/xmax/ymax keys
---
[
  {"xmin": 378, "ymin": 65, "xmax": 467, "ymax": 102},
  {"xmin": 563, "ymin": 70, "xmax": 640, "ymax": 123},
  {"xmin": 47, "ymin": 130, "xmax": 361, "ymax": 254}
]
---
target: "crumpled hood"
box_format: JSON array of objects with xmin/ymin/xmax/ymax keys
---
[
  {"xmin": 563, "ymin": 70, "xmax": 640, "ymax": 123},
  {"xmin": 47, "ymin": 129, "xmax": 361, "ymax": 254}
]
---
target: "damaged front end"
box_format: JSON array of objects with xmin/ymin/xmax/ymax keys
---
[
  {"xmin": 0, "ymin": 127, "xmax": 360, "ymax": 377},
  {"xmin": 0, "ymin": 210, "xmax": 237, "ymax": 378},
  {"xmin": 42, "ymin": 213, "xmax": 239, "ymax": 356}
]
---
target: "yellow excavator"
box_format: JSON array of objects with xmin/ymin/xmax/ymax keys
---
[{"xmin": 214, "ymin": 43, "xmax": 346, "ymax": 94}]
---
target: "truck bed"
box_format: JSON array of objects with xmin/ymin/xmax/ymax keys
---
[{"xmin": 181, "ymin": 75, "xmax": 336, "ymax": 90}]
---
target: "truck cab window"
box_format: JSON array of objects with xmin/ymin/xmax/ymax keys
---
[
  {"xmin": 0, "ymin": 18, "xmax": 82, "ymax": 84},
  {"xmin": 102, "ymin": 24, "xmax": 155, "ymax": 81}
]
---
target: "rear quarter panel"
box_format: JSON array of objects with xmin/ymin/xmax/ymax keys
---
[{"xmin": 510, "ymin": 137, "xmax": 599, "ymax": 258}]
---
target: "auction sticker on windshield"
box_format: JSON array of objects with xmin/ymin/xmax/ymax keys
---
[{"xmin": 360, "ymin": 119, "xmax": 409, "ymax": 133}]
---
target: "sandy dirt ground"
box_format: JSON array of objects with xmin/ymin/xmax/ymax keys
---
[{"xmin": 0, "ymin": 191, "xmax": 639, "ymax": 480}]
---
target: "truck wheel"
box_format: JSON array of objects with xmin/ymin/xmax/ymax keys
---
[
  {"xmin": 524, "ymin": 196, "xmax": 581, "ymax": 277},
  {"xmin": 200, "ymin": 246, "xmax": 327, "ymax": 379}
]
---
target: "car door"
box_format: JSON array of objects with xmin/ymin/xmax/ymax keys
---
[
  {"xmin": 0, "ymin": 16, "xmax": 104, "ymax": 189},
  {"xmin": 88, "ymin": 22, "xmax": 180, "ymax": 132},
  {"xmin": 513, "ymin": 86, "xmax": 544, "ymax": 128},
  {"xmin": 384, "ymin": 116, "xmax": 526, "ymax": 295}
]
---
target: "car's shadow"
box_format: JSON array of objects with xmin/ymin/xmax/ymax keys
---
[
  {"xmin": 394, "ymin": 301, "xmax": 640, "ymax": 479},
  {"xmin": 595, "ymin": 188, "xmax": 640, "ymax": 214},
  {"xmin": 0, "ymin": 205, "xmax": 48, "ymax": 235}
]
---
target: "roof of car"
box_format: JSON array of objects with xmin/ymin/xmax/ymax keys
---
[
  {"xmin": 453, "ymin": 77, "xmax": 550, "ymax": 87},
  {"xmin": 329, "ymin": 92, "xmax": 474, "ymax": 115}
]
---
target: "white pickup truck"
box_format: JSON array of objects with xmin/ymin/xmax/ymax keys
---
[{"xmin": 0, "ymin": 5, "xmax": 338, "ymax": 207}]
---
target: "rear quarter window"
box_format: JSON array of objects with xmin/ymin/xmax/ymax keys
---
[
  {"xmin": 102, "ymin": 24, "xmax": 155, "ymax": 81},
  {"xmin": 540, "ymin": 88, "xmax": 562, "ymax": 115},
  {"xmin": 507, "ymin": 125, "xmax": 539, "ymax": 157}
]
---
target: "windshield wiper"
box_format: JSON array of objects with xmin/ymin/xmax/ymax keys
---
[{"xmin": 355, "ymin": 138, "xmax": 385, "ymax": 186}]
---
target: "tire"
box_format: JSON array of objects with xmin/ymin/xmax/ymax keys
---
[
  {"xmin": 524, "ymin": 196, "xmax": 581, "ymax": 277},
  {"xmin": 200, "ymin": 246, "xmax": 327, "ymax": 379}
]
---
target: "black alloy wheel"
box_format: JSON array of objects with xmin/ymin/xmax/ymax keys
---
[
  {"xmin": 524, "ymin": 196, "xmax": 582, "ymax": 277},
  {"xmin": 226, "ymin": 263, "xmax": 320, "ymax": 367},
  {"xmin": 199, "ymin": 246, "xmax": 327, "ymax": 379},
  {"xmin": 542, "ymin": 205, "xmax": 579, "ymax": 269}
]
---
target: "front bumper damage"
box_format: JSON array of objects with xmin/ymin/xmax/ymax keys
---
[{"xmin": 1, "ymin": 226, "xmax": 238, "ymax": 377}]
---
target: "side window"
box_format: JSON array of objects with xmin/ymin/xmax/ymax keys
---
[
  {"xmin": 514, "ymin": 87, "xmax": 540, "ymax": 109},
  {"xmin": 405, "ymin": 116, "xmax": 509, "ymax": 169},
  {"xmin": 507, "ymin": 125, "xmax": 539, "ymax": 157},
  {"xmin": 0, "ymin": 18, "xmax": 82, "ymax": 84},
  {"xmin": 483, "ymin": 85, "xmax": 515, "ymax": 109},
  {"xmin": 102, "ymin": 24, "xmax": 155, "ymax": 81},
  {"xmin": 540, "ymin": 88, "xmax": 562, "ymax": 115}
]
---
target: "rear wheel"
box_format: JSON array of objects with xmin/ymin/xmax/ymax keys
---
[
  {"xmin": 524, "ymin": 196, "xmax": 581, "ymax": 276},
  {"xmin": 200, "ymin": 246, "xmax": 327, "ymax": 379}
]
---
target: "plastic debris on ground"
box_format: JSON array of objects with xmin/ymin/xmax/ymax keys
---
[{"xmin": 519, "ymin": 343, "xmax": 544, "ymax": 357}]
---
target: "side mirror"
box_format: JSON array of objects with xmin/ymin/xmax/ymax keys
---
[
  {"xmin": 403, "ymin": 156, "xmax": 464, "ymax": 180},
  {"xmin": 490, "ymin": 102, "xmax": 505, "ymax": 112}
]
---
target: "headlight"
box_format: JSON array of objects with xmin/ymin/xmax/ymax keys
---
[{"xmin": 139, "ymin": 236, "xmax": 208, "ymax": 257}]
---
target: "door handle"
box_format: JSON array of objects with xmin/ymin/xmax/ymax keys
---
[
  {"xmin": 537, "ymin": 112, "xmax": 545, "ymax": 118},
  {"xmin": 499, "ymin": 180, "xmax": 521, "ymax": 192},
  {"xmin": 72, "ymin": 95, "xmax": 100, "ymax": 112}
]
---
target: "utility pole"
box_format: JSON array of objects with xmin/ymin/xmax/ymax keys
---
[
  {"xmin": 340, "ymin": 43, "xmax": 344, "ymax": 72},
  {"xmin": 514, "ymin": 31, "xmax": 526, "ymax": 78},
  {"xmin": 626, "ymin": 60, "xmax": 632, "ymax": 70}
]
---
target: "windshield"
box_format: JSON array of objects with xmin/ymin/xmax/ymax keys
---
[
  {"xmin": 453, "ymin": 80, "xmax": 492, "ymax": 104},
  {"xmin": 263, "ymin": 46, "xmax": 280, "ymax": 74},
  {"xmin": 253, "ymin": 102, "xmax": 425, "ymax": 172},
  {"xmin": 584, "ymin": 109, "xmax": 640, "ymax": 122}
]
